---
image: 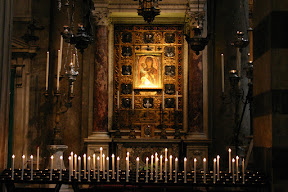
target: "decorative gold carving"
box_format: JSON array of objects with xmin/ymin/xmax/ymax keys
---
[{"xmin": 114, "ymin": 25, "xmax": 184, "ymax": 135}]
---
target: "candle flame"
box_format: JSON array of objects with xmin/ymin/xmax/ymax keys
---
[
  {"xmin": 170, "ymin": 155, "xmax": 172, "ymax": 158},
  {"xmin": 51, "ymin": 155, "xmax": 53, "ymax": 159},
  {"xmin": 117, "ymin": 157, "xmax": 120, "ymax": 160},
  {"xmin": 83, "ymin": 154, "xmax": 86, "ymax": 157},
  {"xmin": 30, "ymin": 155, "xmax": 33, "ymax": 159},
  {"xmin": 100, "ymin": 147, "xmax": 103, "ymax": 150},
  {"xmin": 97, "ymin": 156, "xmax": 100, "ymax": 160},
  {"xmin": 112, "ymin": 154, "xmax": 115, "ymax": 157},
  {"xmin": 93, "ymin": 154, "xmax": 95, "ymax": 157},
  {"xmin": 160, "ymin": 155, "xmax": 163, "ymax": 158},
  {"xmin": 88, "ymin": 156, "xmax": 91, "ymax": 160},
  {"xmin": 74, "ymin": 154, "xmax": 77, "ymax": 158},
  {"xmin": 12, "ymin": 155, "xmax": 15, "ymax": 158},
  {"xmin": 214, "ymin": 158, "xmax": 217, "ymax": 162},
  {"xmin": 217, "ymin": 155, "xmax": 220, "ymax": 159},
  {"xmin": 78, "ymin": 156, "xmax": 81, "ymax": 160},
  {"xmin": 60, "ymin": 156, "xmax": 63, "ymax": 160},
  {"xmin": 194, "ymin": 158, "xmax": 197, "ymax": 162},
  {"xmin": 127, "ymin": 152, "xmax": 129, "ymax": 156},
  {"xmin": 71, "ymin": 152, "xmax": 73, "ymax": 155},
  {"xmin": 165, "ymin": 158, "xmax": 168, "ymax": 161},
  {"xmin": 232, "ymin": 158, "xmax": 235, "ymax": 162},
  {"xmin": 126, "ymin": 157, "xmax": 128, "ymax": 160},
  {"xmin": 22, "ymin": 155, "xmax": 25, "ymax": 159},
  {"xmin": 236, "ymin": 156, "xmax": 239, "ymax": 159},
  {"xmin": 203, "ymin": 158, "xmax": 206, "ymax": 162},
  {"xmin": 184, "ymin": 157, "xmax": 187, "ymax": 161},
  {"xmin": 102, "ymin": 154, "xmax": 105, "ymax": 157},
  {"xmin": 136, "ymin": 157, "xmax": 139, "ymax": 161},
  {"xmin": 165, "ymin": 148, "xmax": 167, "ymax": 151},
  {"xmin": 68, "ymin": 156, "xmax": 71, "ymax": 160},
  {"xmin": 106, "ymin": 157, "xmax": 109, "ymax": 160},
  {"xmin": 146, "ymin": 157, "xmax": 149, "ymax": 161},
  {"xmin": 175, "ymin": 158, "xmax": 178, "ymax": 161},
  {"xmin": 228, "ymin": 148, "xmax": 231, "ymax": 152}
]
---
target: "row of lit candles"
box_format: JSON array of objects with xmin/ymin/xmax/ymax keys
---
[{"xmin": 10, "ymin": 148, "xmax": 245, "ymax": 184}]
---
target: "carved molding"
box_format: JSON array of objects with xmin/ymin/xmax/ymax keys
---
[{"xmin": 92, "ymin": 10, "xmax": 110, "ymax": 26}]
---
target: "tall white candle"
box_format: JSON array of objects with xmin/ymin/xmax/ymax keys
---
[
  {"xmin": 102, "ymin": 154, "xmax": 106, "ymax": 179},
  {"xmin": 100, "ymin": 147, "xmax": 103, "ymax": 171},
  {"xmin": 60, "ymin": 36, "xmax": 63, "ymax": 72},
  {"xmin": 160, "ymin": 155, "xmax": 163, "ymax": 180},
  {"xmin": 151, "ymin": 155, "xmax": 154, "ymax": 180},
  {"xmin": 97, "ymin": 156, "xmax": 100, "ymax": 182},
  {"xmin": 11, "ymin": 155, "xmax": 15, "ymax": 180},
  {"xmin": 203, "ymin": 158, "xmax": 206, "ymax": 184},
  {"xmin": 132, "ymin": 91, "xmax": 134, "ymax": 110},
  {"xmin": 136, "ymin": 157, "xmax": 139, "ymax": 183},
  {"xmin": 117, "ymin": 90, "xmax": 120, "ymax": 110},
  {"xmin": 74, "ymin": 154, "xmax": 77, "ymax": 179},
  {"xmin": 93, "ymin": 154, "xmax": 96, "ymax": 179},
  {"xmin": 176, "ymin": 91, "xmax": 179, "ymax": 110},
  {"xmin": 78, "ymin": 156, "xmax": 81, "ymax": 182},
  {"xmin": 221, "ymin": 53, "xmax": 225, "ymax": 93},
  {"xmin": 70, "ymin": 152, "xmax": 73, "ymax": 175},
  {"xmin": 68, "ymin": 156, "xmax": 72, "ymax": 182},
  {"xmin": 112, "ymin": 154, "xmax": 115, "ymax": 179},
  {"xmin": 127, "ymin": 152, "xmax": 130, "ymax": 176},
  {"xmin": 174, "ymin": 157, "xmax": 178, "ymax": 183},
  {"xmin": 116, "ymin": 157, "xmax": 120, "ymax": 182},
  {"xmin": 169, "ymin": 155, "xmax": 172, "ymax": 180},
  {"xmin": 21, "ymin": 155, "xmax": 25, "ymax": 180},
  {"xmin": 228, "ymin": 148, "xmax": 232, "ymax": 173},
  {"xmin": 59, "ymin": 156, "xmax": 63, "ymax": 181},
  {"xmin": 184, "ymin": 157, "xmax": 187, "ymax": 183},
  {"xmin": 232, "ymin": 158, "xmax": 235, "ymax": 184},
  {"xmin": 213, "ymin": 158, "xmax": 216, "ymax": 184},
  {"xmin": 50, "ymin": 155, "xmax": 53, "ymax": 181},
  {"xmin": 194, "ymin": 158, "xmax": 197, "ymax": 183},
  {"xmin": 57, "ymin": 50, "xmax": 61, "ymax": 91},
  {"xmin": 164, "ymin": 158, "xmax": 168, "ymax": 183},
  {"xmin": 165, "ymin": 148, "xmax": 168, "ymax": 161},
  {"xmin": 162, "ymin": 90, "xmax": 165, "ymax": 110},
  {"xmin": 236, "ymin": 156, "xmax": 239, "ymax": 181},
  {"xmin": 30, "ymin": 155, "xmax": 33, "ymax": 180},
  {"xmin": 73, "ymin": 53, "xmax": 76, "ymax": 66},
  {"xmin": 155, "ymin": 157, "xmax": 158, "ymax": 183},
  {"xmin": 217, "ymin": 155, "xmax": 220, "ymax": 181},
  {"xmin": 36, "ymin": 147, "xmax": 39, "ymax": 170},
  {"xmin": 242, "ymin": 158, "xmax": 245, "ymax": 184},
  {"xmin": 126, "ymin": 157, "xmax": 129, "ymax": 182},
  {"xmin": 46, "ymin": 52, "xmax": 49, "ymax": 90},
  {"xmin": 83, "ymin": 154, "xmax": 87, "ymax": 179},
  {"xmin": 88, "ymin": 156, "xmax": 91, "ymax": 182},
  {"xmin": 106, "ymin": 157, "xmax": 110, "ymax": 182},
  {"xmin": 146, "ymin": 157, "xmax": 149, "ymax": 183}
]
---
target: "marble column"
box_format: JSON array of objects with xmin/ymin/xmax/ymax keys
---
[
  {"xmin": 85, "ymin": 5, "xmax": 111, "ymax": 156},
  {"xmin": 93, "ymin": 10, "xmax": 109, "ymax": 134},
  {"xmin": 188, "ymin": 50, "xmax": 204, "ymax": 134},
  {"xmin": 0, "ymin": 0, "xmax": 13, "ymax": 171},
  {"xmin": 253, "ymin": 1, "xmax": 288, "ymax": 191}
]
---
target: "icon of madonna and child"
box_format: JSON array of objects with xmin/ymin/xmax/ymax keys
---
[{"xmin": 135, "ymin": 55, "xmax": 162, "ymax": 89}]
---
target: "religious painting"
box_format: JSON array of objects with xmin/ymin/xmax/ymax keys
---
[{"xmin": 134, "ymin": 54, "xmax": 162, "ymax": 89}]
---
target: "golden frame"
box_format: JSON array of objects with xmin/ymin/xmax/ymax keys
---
[{"xmin": 133, "ymin": 53, "xmax": 163, "ymax": 90}]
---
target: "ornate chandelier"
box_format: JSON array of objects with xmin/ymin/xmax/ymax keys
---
[
  {"xmin": 184, "ymin": 0, "xmax": 209, "ymax": 55},
  {"xmin": 134, "ymin": 0, "xmax": 162, "ymax": 23}
]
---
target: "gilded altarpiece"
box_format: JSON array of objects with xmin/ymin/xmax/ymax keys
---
[{"xmin": 113, "ymin": 25, "xmax": 184, "ymax": 138}]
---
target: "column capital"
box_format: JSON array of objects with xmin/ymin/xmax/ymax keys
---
[
  {"xmin": 92, "ymin": 10, "xmax": 111, "ymax": 26},
  {"xmin": 92, "ymin": 0, "xmax": 110, "ymax": 26}
]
